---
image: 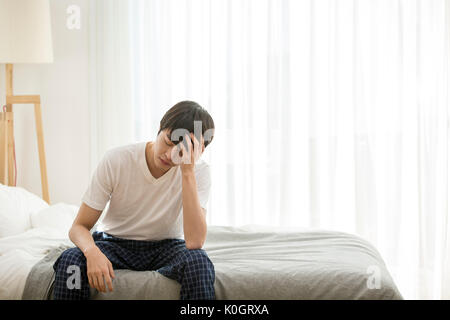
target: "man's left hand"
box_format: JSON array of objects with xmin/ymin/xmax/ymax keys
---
[{"xmin": 177, "ymin": 132, "xmax": 205, "ymax": 173}]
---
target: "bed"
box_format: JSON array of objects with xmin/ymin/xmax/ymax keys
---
[{"xmin": 0, "ymin": 184, "xmax": 403, "ymax": 300}]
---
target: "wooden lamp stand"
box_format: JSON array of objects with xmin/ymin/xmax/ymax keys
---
[{"xmin": 0, "ymin": 63, "xmax": 50, "ymax": 203}]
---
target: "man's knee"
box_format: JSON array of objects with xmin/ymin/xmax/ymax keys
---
[
  {"xmin": 54, "ymin": 247, "xmax": 85, "ymax": 273},
  {"xmin": 53, "ymin": 247, "xmax": 90, "ymax": 299},
  {"xmin": 185, "ymin": 249, "xmax": 215, "ymax": 271},
  {"xmin": 186, "ymin": 248, "xmax": 208, "ymax": 259}
]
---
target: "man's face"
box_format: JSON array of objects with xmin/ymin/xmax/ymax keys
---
[
  {"xmin": 153, "ymin": 129, "xmax": 178, "ymax": 169},
  {"xmin": 154, "ymin": 128, "xmax": 206, "ymax": 169}
]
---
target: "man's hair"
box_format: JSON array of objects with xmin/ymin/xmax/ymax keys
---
[{"xmin": 158, "ymin": 101, "xmax": 215, "ymax": 148}]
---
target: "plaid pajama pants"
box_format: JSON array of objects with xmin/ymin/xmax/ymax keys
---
[{"xmin": 52, "ymin": 231, "xmax": 216, "ymax": 300}]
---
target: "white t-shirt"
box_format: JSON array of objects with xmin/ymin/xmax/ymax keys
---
[{"xmin": 81, "ymin": 141, "xmax": 211, "ymax": 241}]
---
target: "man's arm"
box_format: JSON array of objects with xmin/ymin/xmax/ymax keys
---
[
  {"xmin": 68, "ymin": 202, "xmax": 102, "ymax": 253},
  {"xmin": 69, "ymin": 202, "xmax": 115, "ymax": 293},
  {"xmin": 181, "ymin": 169, "xmax": 207, "ymax": 250}
]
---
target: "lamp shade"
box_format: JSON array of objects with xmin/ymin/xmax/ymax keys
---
[{"xmin": 0, "ymin": 0, "xmax": 53, "ymax": 63}]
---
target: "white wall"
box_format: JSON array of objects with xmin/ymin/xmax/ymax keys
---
[{"xmin": 0, "ymin": 0, "xmax": 90, "ymax": 206}]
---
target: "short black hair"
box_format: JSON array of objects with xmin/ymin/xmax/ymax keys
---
[{"xmin": 158, "ymin": 101, "xmax": 215, "ymax": 148}]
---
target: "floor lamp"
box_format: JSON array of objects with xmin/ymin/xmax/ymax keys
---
[{"xmin": 0, "ymin": 0, "xmax": 53, "ymax": 204}]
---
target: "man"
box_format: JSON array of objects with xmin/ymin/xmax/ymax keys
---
[{"xmin": 53, "ymin": 101, "xmax": 216, "ymax": 300}]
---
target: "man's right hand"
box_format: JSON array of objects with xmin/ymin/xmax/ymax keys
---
[{"xmin": 84, "ymin": 246, "xmax": 115, "ymax": 293}]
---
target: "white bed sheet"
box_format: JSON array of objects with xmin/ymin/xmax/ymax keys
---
[
  {"xmin": 0, "ymin": 199, "xmax": 80, "ymax": 300},
  {"xmin": 0, "ymin": 227, "xmax": 73, "ymax": 299},
  {"xmin": 0, "ymin": 222, "xmax": 311, "ymax": 299},
  {"xmin": 1, "ymin": 204, "xmax": 402, "ymax": 300}
]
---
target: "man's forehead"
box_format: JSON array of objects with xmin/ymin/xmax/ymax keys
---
[
  {"xmin": 164, "ymin": 129, "xmax": 173, "ymax": 138},
  {"xmin": 165, "ymin": 129, "xmax": 203, "ymax": 141}
]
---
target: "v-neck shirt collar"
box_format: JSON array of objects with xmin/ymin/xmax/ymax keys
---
[{"xmin": 138, "ymin": 142, "xmax": 178, "ymax": 184}]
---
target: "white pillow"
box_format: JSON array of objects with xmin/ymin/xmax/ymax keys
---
[
  {"xmin": 0, "ymin": 184, "xmax": 49, "ymax": 238},
  {"xmin": 30, "ymin": 202, "xmax": 79, "ymax": 236}
]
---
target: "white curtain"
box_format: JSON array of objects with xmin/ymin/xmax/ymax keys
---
[
  {"xmin": 90, "ymin": 0, "xmax": 450, "ymax": 299},
  {"xmin": 88, "ymin": 0, "xmax": 134, "ymax": 169}
]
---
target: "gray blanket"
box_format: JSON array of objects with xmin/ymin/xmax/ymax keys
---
[{"xmin": 22, "ymin": 225, "xmax": 403, "ymax": 300}]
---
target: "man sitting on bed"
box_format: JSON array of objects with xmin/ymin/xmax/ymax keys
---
[{"xmin": 52, "ymin": 101, "xmax": 216, "ymax": 300}]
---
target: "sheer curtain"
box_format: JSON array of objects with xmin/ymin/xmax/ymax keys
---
[{"xmin": 89, "ymin": 0, "xmax": 450, "ymax": 299}]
